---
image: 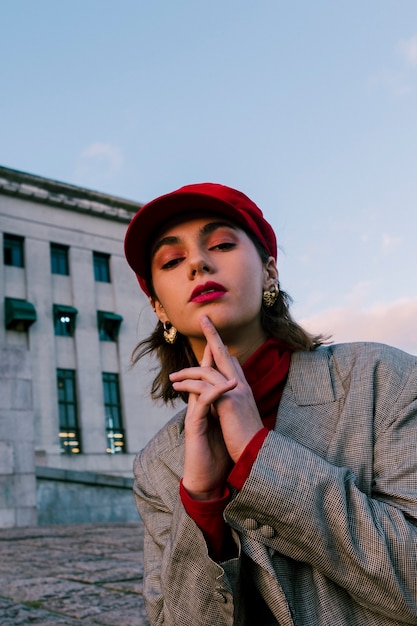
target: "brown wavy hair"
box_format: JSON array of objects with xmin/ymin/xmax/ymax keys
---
[{"xmin": 131, "ymin": 234, "xmax": 327, "ymax": 404}]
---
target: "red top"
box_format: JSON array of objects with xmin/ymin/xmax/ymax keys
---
[{"xmin": 180, "ymin": 338, "xmax": 292, "ymax": 560}]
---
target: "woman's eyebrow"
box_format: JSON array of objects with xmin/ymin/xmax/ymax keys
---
[
  {"xmin": 200, "ymin": 221, "xmax": 238, "ymax": 236},
  {"xmin": 151, "ymin": 235, "xmax": 180, "ymax": 257}
]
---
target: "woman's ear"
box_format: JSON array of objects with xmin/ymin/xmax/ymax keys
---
[
  {"xmin": 263, "ymin": 257, "xmax": 279, "ymax": 290},
  {"xmin": 150, "ymin": 297, "xmax": 169, "ymax": 324}
]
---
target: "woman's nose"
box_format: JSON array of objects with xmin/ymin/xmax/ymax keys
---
[{"xmin": 187, "ymin": 249, "xmax": 213, "ymax": 278}]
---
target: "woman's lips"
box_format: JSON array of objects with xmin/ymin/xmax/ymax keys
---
[{"xmin": 189, "ymin": 282, "xmax": 227, "ymax": 303}]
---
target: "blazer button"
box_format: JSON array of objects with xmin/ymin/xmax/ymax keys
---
[
  {"xmin": 242, "ymin": 518, "xmax": 259, "ymax": 531},
  {"xmin": 260, "ymin": 525, "xmax": 275, "ymax": 538}
]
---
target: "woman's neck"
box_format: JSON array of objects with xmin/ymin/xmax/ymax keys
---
[
  {"xmin": 190, "ymin": 328, "xmax": 268, "ymax": 364},
  {"xmin": 229, "ymin": 334, "xmax": 268, "ymax": 364}
]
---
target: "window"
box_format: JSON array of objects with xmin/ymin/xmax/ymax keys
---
[
  {"xmin": 53, "ymin": 304, "xmax": 78, "ymax": 337},
  {"xmin": 5, "ymin": 297, "xmax": 37, "ymax": 331},
  {"xmin": 57, "ymin": 369, "xmax": 81, "ymax": 454},
  {"xmin": 97, "ymin": 310, "xmax": 123, "ymax": 341},
  {"xmin": 3, "ymin": 233, "xmax": 24, "ymax": 267},
  {"xmin": 93, "ymin": 252, "xmax": 111, "ymax": 282},
  {"xmin": 50, "ymin": 243, "xmax": 69, "ymax": 275},
  {"xmin": 102, "ymin": 372, "xmax": 125, "ymax": 454}
]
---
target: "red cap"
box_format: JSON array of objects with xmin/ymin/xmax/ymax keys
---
[{"xmin": 124, "ymin": 182, "xmax": 277, "ymax": 297}]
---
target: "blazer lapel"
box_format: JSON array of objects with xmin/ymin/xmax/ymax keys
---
[{"xmin": 276, "ymin": 348, "xmax": 345, "ymax": 458}]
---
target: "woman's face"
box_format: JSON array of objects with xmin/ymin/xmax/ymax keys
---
[{"xmin": 150, "ymin": 216, "xmax": 278, "ymax": 359}]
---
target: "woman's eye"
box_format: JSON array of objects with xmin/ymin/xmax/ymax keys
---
[
  {"xmin": 209, "ymin": 242, "xmax": 236, "ymax": 251},
  {"xmin": 161, "ymin": 257, "xmax": 183, "ymax": 269}
]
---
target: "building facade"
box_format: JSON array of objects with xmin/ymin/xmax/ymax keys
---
[{"xmin": 0, "ymin": 166, "xmax": 175, "ymax": 498}]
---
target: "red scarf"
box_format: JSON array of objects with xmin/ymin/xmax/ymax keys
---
[{"xmin": 242, "ymin": 337, "xmax": 292, "ymax": 429}]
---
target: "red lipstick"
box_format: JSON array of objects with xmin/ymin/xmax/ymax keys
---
[{"xmin": 189, "ymin": 281, "xmax": 227, "ymax": 303}]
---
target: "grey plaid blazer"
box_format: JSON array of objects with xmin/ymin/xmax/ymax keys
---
[{"xmin": 133, "ymin": 342, "xmax": 417, "ymax": 625}]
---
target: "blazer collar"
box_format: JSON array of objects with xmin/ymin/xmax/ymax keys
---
[
  {"xmin": 276, "ymin": 347, "xmax": 345, "ymax": 457},
  {"xmin": 286, "ymin": 347, "xmax": 344, "ymax": 405}
]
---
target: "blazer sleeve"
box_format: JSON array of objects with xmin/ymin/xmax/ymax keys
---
[
  {"xmin": 224, "ymin": 357, "xmax": 417, "ymax": 623},
  {"xmin": 133, "ymin": 444, "xmax": 245, "ymax": 626}
]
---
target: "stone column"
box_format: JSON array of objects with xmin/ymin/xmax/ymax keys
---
[{"xmin": 0, "ymin": 346, "xmax": 37, "ymax": 528}]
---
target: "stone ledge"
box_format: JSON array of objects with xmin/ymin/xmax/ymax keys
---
[
  {"xmin": 35, "ymin": 466, "xmax": 134, "ymax": 490},
  {"xmin": 0, "ymin": 165, "xmax": 142, "ymax": 223}
]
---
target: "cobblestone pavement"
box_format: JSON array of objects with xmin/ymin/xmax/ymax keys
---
[{"xmin": 0, "ymin": 522, "xmax": 149, "ymax": 626}]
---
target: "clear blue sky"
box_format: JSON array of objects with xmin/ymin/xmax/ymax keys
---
[{"xmin": 1, "ymin": 1, "xmax": 417, "ymax": 353}]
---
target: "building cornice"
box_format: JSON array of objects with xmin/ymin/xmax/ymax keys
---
[{"xmin": 0, "ymin": 166, "xmax": 142, "ymax": 223}]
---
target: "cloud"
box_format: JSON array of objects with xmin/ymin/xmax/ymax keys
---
[
  {"xmin": 74, "ymin": 142, "xmax": 124, "ymax": 188},
  {"xmin": 344, "ymin": 280, "xmax": 379, "ymax": 306},
  {"xmin": 381, "ymin": 233, "xmax": 402, "ymax": 255},
  {"xmin": 368, "ymin": 68, "xmax": 412, "ymax": 97},
  {"xmin": 368, "ymin": 33, "xmax": 417, "ymax": 97},
  {"xmin": 398, "ymin": 34, "xmax": 417, "ymax": 68},
  {"xmin": 300, "ymin": 297, "xmax": 417, "ymax": 355},
  {"xmin": 81, "ymin": 142, "xmax": 123, "ymax": 168}
]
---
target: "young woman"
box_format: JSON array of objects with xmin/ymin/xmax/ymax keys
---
[{"xmin": 124, "ymin": 182, "xmax": 417, "ymax": 626}]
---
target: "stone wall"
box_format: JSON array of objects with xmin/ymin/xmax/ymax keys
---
[
  {"xmin": 36, "ymin": 466, "xmax": 139, "ymax": 525},
  {"xmin": 0, "ymin": 345, "xmax": 139, "ymax": 528},
  {"xmin": 0, "ymin": 347, "xmax": 37, "ymax": 528}
]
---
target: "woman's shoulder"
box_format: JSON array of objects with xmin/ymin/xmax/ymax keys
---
[
  {"xmin": 291, "ymin": 341, "xmax": 417, "ymax": 388},
  {"xmin": 294, "ymin": 340, "xmax": 416, "ymax": 363},
  {"xmin": 136, "ymin": 406, "xmax": 187, "ymax": 465},
  {"xmin": 133, "ymin": 407, "xmax": 187, "ymax": 507}
]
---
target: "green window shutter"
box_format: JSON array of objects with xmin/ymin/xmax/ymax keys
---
[
  {"xmin": 5, "ymin": 297, "xmax": 37, "ymax": 330},
  {"xmin": 97, "ymin": 310, "xmax": 123, "ymax": 341}
]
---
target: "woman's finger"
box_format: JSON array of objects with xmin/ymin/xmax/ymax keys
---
[
  {"xmin": 170, "ymin": 365, "xmax": 229, "ymax": 385},
  {"xmin": 199, "ymin": 339, "xmax": 214, "ymax": 369},
  {"xmin": 172, "ymin": 377, "xmax": 237, "ymax": 402},
  {"xmin": 199, "ymin": 315, "xmax": 240, "ymax": 379}
]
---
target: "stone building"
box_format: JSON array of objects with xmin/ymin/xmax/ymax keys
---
[{"xmin": 0, "ymin": 166, "xmax": 175, "ymax": 527}]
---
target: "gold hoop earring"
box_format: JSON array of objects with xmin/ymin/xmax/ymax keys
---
[
  {"xmin": 163, "ymin": 321, "xmax": 178, "ymax": 344},
  {"xmin": 262, "ymin": 284, "xmax": 279, "ymax": 308}
]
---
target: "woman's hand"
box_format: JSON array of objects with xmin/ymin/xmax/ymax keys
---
[
  {"xmin": 170, "ymin": 315, "xmax": 264, "ymax": 500},
  {"xmin": 171, "ymin": 336, "xmax": 236, "ymax": 501}
]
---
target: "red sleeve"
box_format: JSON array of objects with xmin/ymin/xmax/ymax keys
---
[
  {"xmin": 228, "ymin": 427, "xmax": 269, "ymax": 490},
  {"xmin": 179, "ymin": 480, "xmax": 230, "ymax": 560}
]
